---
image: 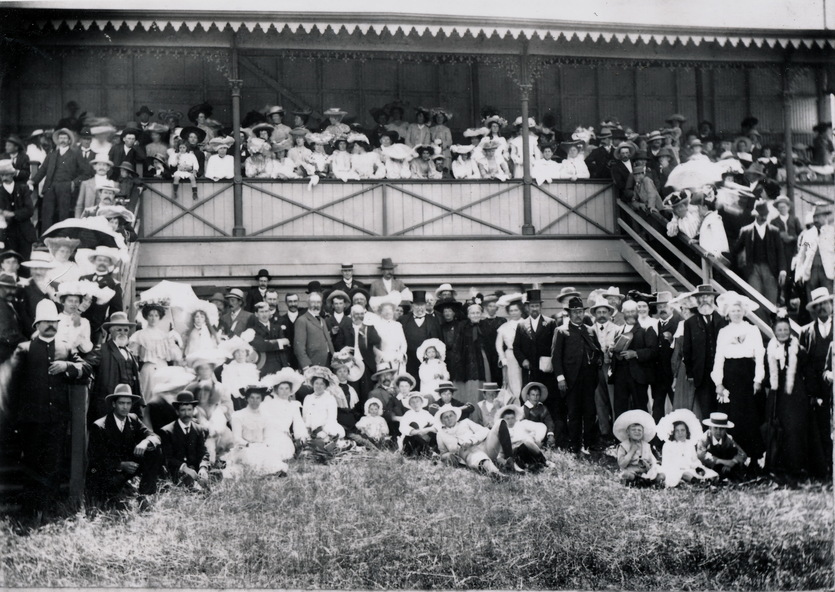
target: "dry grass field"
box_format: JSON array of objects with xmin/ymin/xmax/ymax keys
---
[{"xmin": 2, "ymin": 449, "xmax": 832, "ymax": 590}]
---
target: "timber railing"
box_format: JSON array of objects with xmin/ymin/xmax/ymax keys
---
[{"xmin": 139, "ymin": 179, "xmax": 618, "ymax": 239}]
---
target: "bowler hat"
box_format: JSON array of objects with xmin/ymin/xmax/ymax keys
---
[
  {"xmin": 105, "ymin": 383, "xmax": 142, "ymax": 403},
  {"xmin": 135, "ymin": 106, "xmax": 154, "ymax": 117},
  {"xmin": 254, "ymin": 268, "xmax": 271, "ymax": 281},
  {"xmin": 692, "ymin": 283, "xmax": 719, "ymax": 297},
  {"xmin": 171, "ymin": 391, "xmax": 199, "ymax": 408},
  {"xmin": 379, "ymin": 258, "xmax": 397, "ymax": 270},
  {"xmin": 306, "ymin": 281, "xmax": 323, "ymax": 294}
]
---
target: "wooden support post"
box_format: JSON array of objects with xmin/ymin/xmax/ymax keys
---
[
  {"xmin": 230, "ymin": 36, "xmax": 245, "ymax": 236},
  {"xmin": 68, "ymin": 386, "xmax": 87, "ymax": 508},
  {"xmin": 695, "ymin": 67, "xmax": 705, "ymax": 125},
  {"xmin": 782, "ymin": 56, "xmax": 796, "ymax": 201},
  {"xmin": 519, "ymin": 45, "xmax": 535, "ymax": 235}
]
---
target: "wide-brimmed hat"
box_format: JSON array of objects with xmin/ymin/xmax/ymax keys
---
[
  {"xmin": 666, "ymin": 114, "xmax": 687, "ymax": 123},
  {"xmin": 434, "ymin": 404, "xmax": 462, "ymax": 427},
  {"xmin": 145, "ymin": 122, "xmax": 169, "ymax": 135},
  {"xmin": 219, "ymin": 335, "xmax": 256, "ymax": 360},
  {"xmin": 225, "ymin": 288, "xmax": 245, "ymax": 302},
  {"xmin": 266, "ymin": 105, "xmax": 285, "ymax": 117},
  {"xmin": 601, "ymin": 286, "xmax": 625, "ymax": 301},
  {"xmin": 404, "ymin": 391, "xmax": 429, "ymax": 409},
  {"xmin": 692, "ymin": 283, "xmax": 719, "ymax": 297},
  {"xmin": 559, "ymin": 139, "xmax": 585, "ymax": 154},
  {"xmin": 326, "ymin": 290, "xmax": 350, "ymax": 307},
  {"xmin": 323, "ymin": 107, "xmax": 348, "ymax": 118},
  {"xmin": 483, "ymin": 115, "xmax": 506, "ymax": 128},
  {"xmin": 52, "ymin": 127, "xmax": 77, "ymax": 145},
  {"xmin": 254, "ymin": 268, "xmax": 271, "ymax": 281},
  {"xmin": 556, "ymin": 286, "xmax": 581, "ymax": 303},
  {"xmin": 87, "ymin": 246, "xmax": 121, "ymax": 265},
  {"xmin": 208, "ymin": 136, "xmax": 235, "ymax": 151},
  {"xmin": 271, "ymin": 139, "xmax": 293, "ymax": 154},
  {"xmin": 520, "ymin": 381, "xmax": 548, "ymax": 402},
  {"xmin": 97, "ymin": 205, "xmax": 135, "ymax": 224},
  {"xmin": 773, "ymin": 195, "xmax": 792, "ymax": 208},
  {"xmin": 812, "ymin": 203, "xmax": 833, "ymax": 218},
  {"xmin": 250, "ymin": 123, "xmax": 275, "ymax": 138},
  {"xmin": 0, "ymin": 160, "xmax": 15, "ymax": 176},
  {"xmin": 716, "ymin": 290, "xmax": 759, "ymax": 316},
  {"xmin": 378, "ymin": 257, "xmax": 397, "ymax": 270},
  {"xmin": 744, "ymin": 162, "xmax": 766, "ymax": 178},
  {"xmin": 179, "ymin": 126, "xmax": 207, "ymax": 143},
  {"xmin": 117, "ymin": 161, "xmax": 137, "ymax": 176},
  {"xmin": 657, "ymin": 408, "xmax": 702, "ymax": 442},
  {"xmin": 632, "ymin": 150, "xmax": 649, "ymax": 162},
  {"xmin": 430, "ymin": 107, "xmax": 453, "ymax": 122},
  {"xmin": 434, "ymin": 283, "xmax": 456, "ymax": 298},
  {"xmin": 615, "ymin": 141, "xmax": 638, "ymax": 158},
  {"xmin": 102, "ymin": 311, "xmax": 136, "ymax": 331},
  {"xmin": 364, "ymin": 359, "xmax": 394, "ymax": 380},
  {"xmin": 652, "ymin": 291, "xmax": 675, "ymax": 305},
  {"xmin": 613, "ymin": 409, "xmax": 656, "ymax": 442},
  {"xmin": 450, "ymin": 144, "xmax": 474, "ymax": 155},
  {"xmin": 664, "ymin": 190, "xmax": 692, "ymax": 209},
  {"xmin": 261, "ymin": 368, "xmax": 305, "ymax": 394},
  {"xmin": 589, "ymin": 298, "xmax": 616, "ymax": 314},
  {"xmin": 434, "ymin": 381, "xmax": 457, "ymax": 393},
  {"xmin": 463, "ymin": 127, "xmax": 489, "ymax": 138},
  {"xmin": 289, "ymin": 127, "xmax": 309, "ymax": 139},
  {"xmin": 4, "ymin": 135, "xmax": 25, "ymax": 151},
  {"xmin": 497, "ymin": 404, "xmax": 524, "ymax": 421},
  {"xmin": 393, "ymin": 373, "xmax": 417, "ymax": 390},
  {"xmin": 645, "ymin": 130, "xmax": 664, "ymax": 143},
  {"xmin": 0, "ymin": 250, "xmax": 23, "ymax": 264},
  {"xmin": 185, "ymin": 349, "xmax": 226, "ymax": 369},
  {"xmin": 416, "ymin": 338, "xmax": 446, "ymax": 362},
  {"xmin": 22, "ymin": 250, "xmax": 56, "ymax": 269},
  {"xmin": 89, "ymin": 153, "xmax": 114, "ymax": 167},
  {"xmin": 304, "ymin": 365, "xmax": 338, "ymax": 388},
  {"xmin": 105, "ymin": 383, "xmax": 142, "ymax": 404},
  {"xmin": 188, "ymin": 102, "xmax": 213, "ymax": 123},
  {"xmin": 806, "ymin": 287, "xmax": 834, "ymax": 311},
  {"xmin": 434, "ymin": 298, "xmax": 463, "ymax": 314},
  {"xmin": 241, "ymin": 385, "xmax": 271, "ymax": 400},
  {"xmin": 135, "ymin": 105, "xmax": 154, "ymax": 117},
  {"xmin": 350, "ymin": 286, "xmax": 370, "ymax": 303},
  {"xmin": 702, "ymin": 412, "xmax": 735, "ymax": 429},
  {"xmin": 0, "ymin": 274, "xmax": 18, "ymax": 290},
  {"xmin": 95, "ymin": 180, "xmax": 121, "ymax": 194},
  {"xmin": 364, "ymin": 397, "xmax": 385, "ymax": 415},
  {"xmin": 481, "ymin": 140, "xmax": 500, "ymax": 152},
  {"xmin": 171, "ymin": 390, "xmax": 199, "ymax": 408}
]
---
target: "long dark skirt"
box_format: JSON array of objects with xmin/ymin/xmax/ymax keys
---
[
  {"xmin": 718, "ymin": 358, "xmax": 764, "ymax": 460},
  {"xmin": 764, "ymin": 383, "xmax": 809, "ymax": 475}
]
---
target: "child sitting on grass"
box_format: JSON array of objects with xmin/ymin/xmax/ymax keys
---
[
  {"xmin": 417, "ymin": 338, "xmax": 449, "ymax": 395},
  {"xmin": 428, "ymin": 381, "xmax": 481, "ymax": 424},
  {"xmin": 355, "ymin": 398, "xmax": 391, "ymax": 450},
  {"xmin": 614, "ymin": 409, "xmax": 664, "ymax": 486},
  {"xmin": 519, "ymin": 382, "xmax": 555, "ymax": 448},
  {"xmin": 695, "ymin": 412, "xmax": 749, "ymax": 480},
  {"xmin": 398, "ymin": 392, "xmax": 437, "ymax": 456}
]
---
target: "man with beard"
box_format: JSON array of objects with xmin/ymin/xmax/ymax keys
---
[
  {"xmin": 10, "ymin": 299, "xmax": 91, "ymax": 512},
  {"xmin": 399, "ymin": 290, "xmax": 441, "ymax": 378},
  {"xmin": 279, "ymin": 292, "xmax": 304, "ymax": 368},
  {"xmin": 80, "ymin": 246, "xmax": 124, "ymax": 341},
  {"xmin": 337, "ymin": 304, "xmax": 381, "ymax": 398},
  {"xmin": 294, "ymin": 292, "xmax": 335, "ymax": 370},
  {"xmin": 650, "ymin": 292, "xmax": 681, "ymax": 424},
  {"xmin": 800, "ymin": 287, "xmax": 834, "ymax": 478},
  {"xmin": 589, "ymin": 298, "xmax": 619, "ymax": 444},
  {"xmin": 29, "ymin": 128, "xmax": 88, "ymax": 230},
  {"xmin": 86, "ymin": 311, "xmax": 145, "ymax": 426},
  {"xmin": 682, "ymin": 284, "xmax": 727, "ymax": 420}
]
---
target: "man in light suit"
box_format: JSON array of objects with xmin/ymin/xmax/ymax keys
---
[
  {"xmin": 589, "ymin": 298, "xmax": 619, "ymax": 443},
  {"xmin": 369, "ymin": 258, "xmax": 408, "ymax": 297},
  {"xmin": 794, "ymin": 203, "xmax": 834, "ymax": 304},
  {"xmin": 159, "ymin": 391, "xmax": 211, "ymax": 488},
  {"xmin": 294, "ymin": 292, "xmax": 335, "ymax": 370},
  {"xmin": 219, "ymin": 289, "xmax": 252, "ymax": 337}
]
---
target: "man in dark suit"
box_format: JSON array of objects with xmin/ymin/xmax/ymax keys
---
[
  {"xmin": 337, "ymin": 304, "xmax": 381, "ymax": 398},
  {"xmin": 80, "ymin": 247, "xmax": 124, "ymax": 341},
  {"xmin": 650, "ymin": 292, "xmax": 682, "ymax": 423},
  {"xmin": 329, "ymin": 263, "xmax": 366, "ymax": 300},
  {"xmin": 326, "ymin": 290, "xmax": 352, "ymax": 347},
  {"xmin": 86, "ymin": 312, "xmax": 143, "ymax": 427},
  {"xmin": 108, "ymin": 127, "xmax": 145, "ymax": 179},
  {"xmin": 552, "ymin": 296, "xmax": 603, "ymax": 452},
  {"xmin": 219, "ymin": 288, "xmax": 252, "ymax": 337},
  {"xmin": 610, "ymin": 143, "xmax": 635, "ymax": 201},
  {"xmin": 682, "ymin": 284, "xmax": 728, "ymax": 419},
  {"xmin": 87, "ymin": 384, "xmax": 163, "ymax": 504},
  {"xmin": 29, "ymin": 128, "xmax": 89, "ymax": 230},
  {"xmin": 10, "ymin": 299, "xmax": 91, "ymax": 511},
  {"xmin": 245, "ymin": 269, "xmax": 272, "ymax": 313},
  {"xmin": 250, "ymin": 302, "xmax": 290, "ymax": 377},
  {"xmin": 2, "ymin": 135, "xmax": 31, "ymax": 183},
  {"xmin": 732, "ymin": 200, "xmax": 786, "ymax": 317},
  {"xmin": 294, "ymin": 292, "xmax": 335, "ymax": 370},
  {"xmin": 159, "ymin": 391, "xmax": 211, "ymax": 487},
  {"xmin": 0, "ymin": 274, "xmax": 22, "ymax": 363},
  {"xmin": 0, "ymin": 161, "xmax": 36, "ymax": 262},
  {"xmin": 610, "ymin": 300, "xmax": 658, "ymax": 420},
  {"xmin": 77, "ymin": 127, "xmax": 96, "ymax": 171},
  {"xmin": 399, "ymin": 290, "xmax": 441, "ymax": 378},
  {"xmin": 279, "ymin": 292, "xmax": 305, "ymax": 369},
  {"xmin": 799, "ymin": 287, "xmax": 833, "ymax": 478},
  {"xmin": 479, "ymin": 293, "xmax": 507, "ymax": 386},
  {"xmin": 584, "ymin": 128, "xmax": 614, "ymax": 179}
]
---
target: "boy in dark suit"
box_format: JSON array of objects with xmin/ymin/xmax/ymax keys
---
[{"xmin": 159, "ymin": 391, "xmax": 212, "ymax": 489}]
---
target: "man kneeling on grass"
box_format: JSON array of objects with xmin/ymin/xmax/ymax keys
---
[
  {"xmin": 435, "ymin": 404, "xmax": 525, "ymax": 479},
  {"xmin": 87, "ymin": 384, "xmax": 163, "ymax": 506}
]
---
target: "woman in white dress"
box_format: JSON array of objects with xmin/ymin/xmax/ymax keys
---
[
  {"xmin": 368, "ymin": 291, "xmax": 408, "ymax": 373},
  {"xmin": 658, "ymin": 408, "xmax": 718, "ymax": 487},
  {"xmin": 43, "ymin": 237, "xmax": 82, "ymax": 289},
  {"xmin": 226, "ymin": 386, "xmax": 289, "ymax": 478},
  {"xmin": 55, "ymin": 281, "xmax": 94, "ymax": 355},
  {"xmin": 219, "ymin": 336, "xmax": 260, "ymax": 412},
  {"xmin": 302, "ymin": 366, "xmax": 345, "ymax": 439},
  {"xmin": 182, "ymin": 306, "xmax": 220, "ymax": 358},
  {"xmin": 557, "ymin": 141, "xmax": 590, "ymax": 181},
  {"xmin": 261, "ymin": 368, "xmax": 309, "ymax": 460},
  {"xmin": 129, "ymin": 302, "xmax": 175, "ymax": 403},
  {"xmin": 495, "ymin": 295, "xmax": 524, "ymax": 400},
  {"xmin": 450, "ymin": 145, "xmax": 481, "ymax": 179}
]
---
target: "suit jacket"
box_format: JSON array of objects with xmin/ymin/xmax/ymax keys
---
[
  {"xmin": 250, "ymin": 319, "xmax": 289, "ymax": 374},
  {"xmin": 0, "ymin": 301, "xmax": 23, "ymax": 362},
  {"xmin": 220, "ymin": 309, "xmax": 253, "ymax": 337},
  {"xmin": 159, "ymin": 420, "xmax": 210, "ymax": 481},
  {"xmin": 326, "ymin": 312, "xmax": 351, "ymax": 344},
  {"xmin": 294, "ymin": 311, "xmax": 335, "ymax": 369},
  {"xmin": 279, "ymin": 311, "xmax": 303, "ymax": 368},
  {"xmin": 30, "ymin": 147, "xmax": 88, "ymax": 192},
  {"xmin": 18, "ymin": 281, "xmax": 48, "ymax": 332},
  {"xmin": 108, "ymin": 144, "xmax": 145, "ymax": 180},
  {"xmin": 591, "ymin": 320, "xmax": 621, "ymax": 365},
  {"xmin": 399, "ymin": 313, "xmax": 442, "ymax": 377},
  {"xmin": 682, "ymin": 311, "xmax": 727, "ymax": 387},
  {"xmin": 337, "ymin": 322, "xmax": 381, "ymax": 375},
  {"xmin": 655, "ymin": 312, "xmax": 682, "ymax": 383},
  {"xmin": 0, "ymin": 151, "xmax": 30, "ymax": 183},
  {"xmin": 733, "ymin": 222, "xmax": 786, "ymax": 279},
  {"xmin": 244, "ymin": 287, "xmax": 269, "ymax": 313},
  {"xmin": 328, "ymin": 279, "xmax": 367, "ymax": 298},
  {"xmin": 369, "ymin": 277, "xmax": 407, "ymax": 297},
  {"xmin": 0, "ymin": 182, "xmax": 36, "ymax": 245},
  {"xmin": 74, "ymin": 176, "xmax": 107, "ymax": 217},
  {"xmin": 86, "ymin": 339, "xmax": 142, "ymax": 421},
  {"xmin": 584, "ymin": 145, "xmax": 613, "ymax": 179},
  {"xmin": 799, "ymin": 321, "xmax": 833, "ymax": 399},
  {"xmin": 551, "ymin": 321, "xmax": 603, "ymax": 387},
  {"xmin": 610, "ymin": 324, "xmax": 658, "ymax": 385},
  {"xmin": 88, "ymin": 412, "xmax": 155, "ymax": 483},
  {"xmin": 770, "ymin": 214, "xmax": 803, "ymax": 265},
  {"xmin": 80, "ymin": 272, "xmax": 124, "ymax": 338},
  {"xmin": 795, "ymin": 224, "xmax": 835, "ymax": 283},
  {"xmin": 610, "ymin": 160, "xmax": 634, "ymax": 201},
  {"xmin": 514, "ymin": 315, "xmax": 557, "ymax": 369}
]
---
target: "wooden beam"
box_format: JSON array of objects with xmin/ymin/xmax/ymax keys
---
[{"xmin": 238, "ymin": 54, "xmax": 322, "ymax": 120}]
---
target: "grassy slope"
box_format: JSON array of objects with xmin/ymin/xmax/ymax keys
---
[{"xmin": 2, "ymin": 449, "xmax": 833, "ymax": 590}]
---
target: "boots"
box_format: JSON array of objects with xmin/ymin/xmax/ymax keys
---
[
  {"xmin": 192, "ymin": 187, "xmax": 199, "ymax": 200},
  {"xmin": 172, "ymin": 184, "xmax": 179, "ymax": 199}
]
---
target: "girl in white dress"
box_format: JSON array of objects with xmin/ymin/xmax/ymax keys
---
[
  {"xmin": 350, "ymin": 136, "xmax": 386, "ymax": 180},
  {"xmin": 658, "ymin": 409, "xmax": 718, "ymax": 487},
  {"xmin": 129, "ymin": 302, "xmax": 175, "ymax": 404},
  {"xmin": 355, "ymin": 398, "xmax": 391, "ymax": 448},
  {"xmin": 220, "ymin": 336, "xmax": 260, "ymax": 411},
  {"xmin": 302, "ymin": 366, "xmax": 345, "ymax": 439},
  {"xmin": 495, "ymin": 295, "xmax": 524, "ymax": 400},
  {"xmin": 328, "ymin": 136, "xmax": 357, "ymax": 182},
  {"xmin": 378, "ymin": 141, "xmax": 415, "ymax": 180},
  {"xmin": 417, "ymin": 338, "xmax": 449, "ymax": 395},
  {"xmin": 268, "ymin": 140, "xmax": 300, "ymax": 180},
  {"xmin": 226, "ymin": 386, "xmax": 289, "ymax": 478},
  {"xmin": 182, "ymin": 307, "xmax": 220, "ymax": 358},
  {"xmin": 261, "ymin": 368, "xmax": 309, "ymax": 459}
]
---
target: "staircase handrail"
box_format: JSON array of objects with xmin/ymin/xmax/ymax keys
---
[{"xmin": 120, "ymin": 201, "xmax": 142, "ymax": 314}]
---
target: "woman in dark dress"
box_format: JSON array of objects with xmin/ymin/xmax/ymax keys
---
[{"xmin": 454, "ymin": 303, "xmax": 493, "ymax": 406}]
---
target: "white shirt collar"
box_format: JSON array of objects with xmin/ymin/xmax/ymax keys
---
[
  {"xmin": 754, "ymin": 221, "xmax": 768, "ymax": 239},
  {"xmin": 114, "ymin": 415, "xmax": 126, "ymax": 431},
  {"xmin": 178, "ymin": 419, "xmax": 192, "ymax": 432},
  {"xmin": 1, "ymin": 181, "xmax": 13, "ymax": 192}
]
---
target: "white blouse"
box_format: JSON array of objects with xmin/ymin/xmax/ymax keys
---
[
  {"xmin": 710, "ymin": 321, "xmax": 765, "ymax": 386},
  {"xmin": 495, "ymin": 319, "xmax": 519, "ymax": 363}
]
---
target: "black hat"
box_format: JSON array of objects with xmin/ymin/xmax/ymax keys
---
[
  {"xmin": 78, "ymin": 127, "xmax": 92, "ymax": 138},
  {"xmin": 412, "ymin": 290, "xmax": 427, "ymax": 304},
  {"xmin": 434, "ymin": 298, "xmax": 463, "ymax": 313},
  {"xmin": 306, "ymin": 281, "xmax": 323, "ymax": 294},
  {"xmin": 254, "ymin": 268, "xmax": 271, "ymax": 281},
  {"xmin": 240, "ymin": 385, "xmax": 270, "ymax": 399},
  {"xmin": 350, "ymin": 286, "xmax": 370, "ymax": 302},
  {"xmin": 180, "ymin": 126, "xmax": 207, "ymax": 143},
  {"xmin": 526, "ymin": 289, "xmax": 542, "ymax": 303},
  {"xmin": 4, "ymin": 135, "xmax": 25, "ymax": 150},
  {"xmin": 813, "ymin": 121, "xmax": 832, "ymax": 133},
  {"xmin": 172, "ymin": 391, "xmax": 199, "ymax": 408},
  {"xmin": 0, "ymin": 250, "xmax": 23, "ymax": 263},
  {"xmin": 565, "ymin": 296, "xmax": 585, "ymax": 310},
  {"xmin": 741, "ymin": 116, "xmax": 759, "ymax": 129},
  {"xmin": 379, "ymin": 129, "xmax": 401, "ymax": 144},
  {"xmin": 135, "ymin": 106, "xmax": 154, "ymax": 117},
  {"xmin": 188, "ymin": 102, "xmax": 213, "ymax": 123}
]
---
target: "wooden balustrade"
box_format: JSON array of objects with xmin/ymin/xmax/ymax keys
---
[{"xmin": 140, "ymin": 179, "xmax": 617, "ymax": 239}]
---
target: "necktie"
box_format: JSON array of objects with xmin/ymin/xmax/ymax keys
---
[
  {"xmin": 354, "ymin": 327, "xmax": 360, "ymax": 351},
  {"xmin": 119, "ymin": 346, "xmax": 130, "ymax": 360},
  {"xmin": 599, "ymin": 324, "xmax": 605, "ymax": 332}
]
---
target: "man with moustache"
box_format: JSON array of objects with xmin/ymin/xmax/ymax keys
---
[
  {"xmin": 609, "ymin": 300, "xmax": 658, "ymax": 420},
  {"xmin": 219, "ymin": 288, "xmax": 252, "ymax": 337},
  {"xmin": 398, "ymin": 290, "xmax": 441, "ymax": 378},
  {"xmin": 264, "ymin": 290, "xmax": 282, "ymax": 324},
  {"xmin": 337, "ymin": 304, "xmax": 381, "ymax": 398},
  {"xmin": 801, "ymin": 287, "xmax": 834, "ymax": 478},
  {"xmin": 294, "ymin": 292, "xmax": 335, "ymax": 370},
  {"xmin": 279, "ymin": 292, "xmax": 304, "ymax": 368},
  {"xmin": 245, "ymin": 269, "xmax": 272, "ymax": 313},
  {"xmin": 80, "ymin": 246, "xmax": 124, "ymax": 341},
  {"xmin": 29, "ymin": 128, "xmax": 88, "ymax": 230},
  {"xmin": 589, "ymin": 297, "xmax": 619, "ymax": 444},
  {"xmin": 650, "ymin": 292, "xmax": 682, "ymax": 423},
  {"xmin": 329, "ymin": 263, "xmax": 366, "ymax": 297},
  {"xmin": 250, "ymin": 302, "xmax": 290, "ymax": 377},
  {"xmin": 682, "ymin": 284, "xmax": 727, "ymax": 420},
  {"xmin": 326, "ymin": 291, "xmax": 352, "ymax": 349}
]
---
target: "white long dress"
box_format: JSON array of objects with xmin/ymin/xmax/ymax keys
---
[
  {"xmin": 262, "ymin": 397, "xmax": 308, "ymax": 460},
  {"xmin": 495, "ymin": 319, "xmax": 522, "ymax": 400},
  {"xmin": 225, "ymin": 406, "xmax": 290, "ymax": 478},
  {"xmin": 56, "ymin": 312, "xmax": 93, "ymax": 354},
  {"xmin": 220, "ymin": 360, "xmax": 260, "ymax": 404},
  {"xmin": 303, "ymin": 391, "xmax": 345, "ymax": 438},
  {"xmin": 373, "ymin": 318, "xmax": 408, "ymax": 372},
  {"xmin": 661, "ymin": 440, "xmax": 718, "ymax": 488}
]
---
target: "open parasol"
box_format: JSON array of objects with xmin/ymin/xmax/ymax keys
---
[
  {"xmin": 41, "ymin": 216, "xmax": 122, "ymax": 249},
  {"xmin": 665, "ymin": 160, "xmax": 724, "ymax": 191}
]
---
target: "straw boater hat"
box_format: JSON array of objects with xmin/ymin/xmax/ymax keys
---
[
  {"xmin": 556, "ymin": 286, "xmax": 581, "ymax": 303},
  {"xmin": 478, "ymin": 382, "xmax": 500, "ymax": 396},
  {"xmin": 32, "ymin": 299, "xmax": 60, "ymax": 327},
  {"xmin": 434, "ymin": 403, "xmax": 462, "ymax": 427},
  {"xmin": 102, "ymin": 311, "xmax": 135, "ymax": 331},
  {"xmin": 520, "ymin": 381, "xmax": 548, "ymax": 402},
  {"xmin": 371, "ymin": 361, "xmax": 398, "ymax": 381},
  {"xmin": 806, "ymin": 287, "xmax": 834, "ymax": 311},
  {"xmin": 702, "ymin": 412, "xmax": 735, "ymax": 429},
  {"xmin": 364, "ymin": 397, "xmax": 385, "ymax": 415},
  {"xmin": 657, "ymin": 408, "xmax": 703, "ymax": 442},
  {"xmin": 394, "ymin": 373, "xmax": 417, "ymax": 389},
  {"xmin": 105, "ymin": 383, "xmax": 142, "ymax": 404},
  {"xmin": 171, "ymin": 391, "xmax": 200, "ymax": 408},
  {"xmin": 416, "ymin": 338, "xmax": 446, "ymax": 362},
  {"xmin": 262, "ymin": 367, "xmax": 305, "ymax": 394},
  {"xmin": 613, "ymin": 409, "xmax": 656, "ymax": 442},
  {"xmin": 404, "ymin": 391, "xmax": 429, "ymax": 409},
  {"xmin": 434, "ymin": 381, "xmax": 457, "ymax": 394},
  {"xmin": 497, "ymin": 404, "xmax": 524, "ymax": 421},
  {"xmin": 589, "ymin": 297, "xmax": 616, "ymax": 314},
  {"xmin": 716, "ymin": 290, "xmax": 758, "ymax": 316},
  {"xmin": 22, "ymin": 250, "xmax": 56, "ymax": 269}
]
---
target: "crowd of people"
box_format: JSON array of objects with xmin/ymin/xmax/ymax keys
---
[{"xmin": 0, "ymin": 100, "xmax": 833, "ymax": 515}]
